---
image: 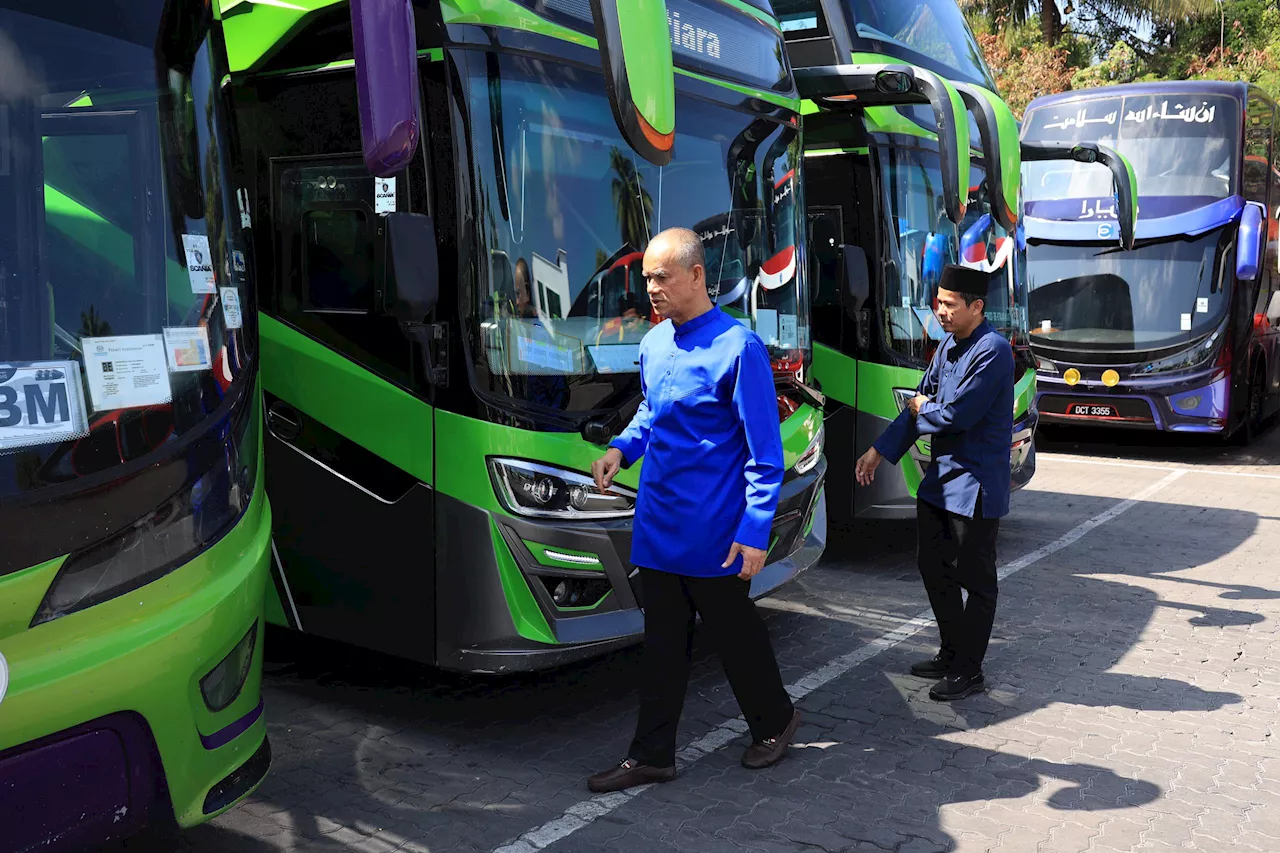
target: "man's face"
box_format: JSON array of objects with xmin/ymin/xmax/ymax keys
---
[
  {"xmin": 643, "ymin": 238, "xmax": 705, "ymax": 320},
  {"xmin": 936, "ymin": 288, "xmax": 983, "ymax": 334}
]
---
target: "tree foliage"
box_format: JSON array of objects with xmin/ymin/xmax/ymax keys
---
[{"xmin": 964, "ymin": 0, "xmax": 1280, "ymax": 116}]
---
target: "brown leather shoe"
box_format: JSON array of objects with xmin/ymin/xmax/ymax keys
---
[
  {"xmin": 587, "ymin": 758, "xmax": 676, "ymax": 793},
  {"xmin": 741, "ymin": 709, "xmax": 801, "ymax": 770}
]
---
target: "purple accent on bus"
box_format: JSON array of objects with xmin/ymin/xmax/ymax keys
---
[
  {"xmin": 350, "ymin": 0, "xmax": 421, "ymax": 177},
  {"xmin": 0, "ymin": 712, "xmax": 160, "ymax": 852},
  {"xmin": 200, "ymin": 698, "xmax": 265, "ymax": 750},
  {"xmin": 1237, "ymin": 202, "xmax": 1264, "ymax": 280},
  {"xmin": 1036, "ymin": 371, "xmax": 1230, "ymax": 432},
  {"xmin": 1024, "ymin": 196, "xmax": 1224, "ymax": 221},
  {"xmin": 1026, "ymin": 195, "xmax": 1243, "ymax": 243},
  {"xmin": 1168, "ymin": 374, "xmax": 1230, "ymax": 420}
]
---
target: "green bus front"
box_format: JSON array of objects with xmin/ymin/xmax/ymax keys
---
[
  {"xmin": 777, "ymin": 0, "xmax": 1037, "ymax": 520},
  {"xmin": 0, "ymin": 2, "xmax": 271, "ymax": 848},
  {"xmin": 223, "ymin": 0, "xmax": 826, "ymax": 672}
]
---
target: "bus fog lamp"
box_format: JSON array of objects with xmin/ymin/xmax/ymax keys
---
[
  {"xmin": 1063, "ymin": 368, "xmax": 1081, "ymax": 386},
  {"xmin": 1177, "ymin": 395, "xmax": 1202, "ymax": 411},
  {"xmin": 1101, "ymin": 369, "xmax": 1120, "ymax": 387},
  {"xmin": 200, "ymin": 622, "xmax": 258, "ymax": 712}
]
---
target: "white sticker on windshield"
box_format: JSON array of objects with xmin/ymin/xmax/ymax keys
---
[
  {"xmin": 83, "ymin": 335, "xmax": 172, "ymax": 412},
  {"xmin": 220, "ymin": 287, "xmax": 244, "ymax": 330},
  {"xmin": 182, "ymin": 234, "xmax": 217, "ymax": 295},
  {"xmin": 164, "ymin": 326, "xmax": 213, "ymax": 372},
  {"xmin": 1197, "ymin": 297, "xmax": 1209, "ymax": 314},
  {"xmin": 755, "ymin": 309, "xmax": 779, "ymax": 346},
  {"xmin": 237, "ymin": 188, "xmax": 252, "ymax": 229},
  {"xmin": 1181, "ymin": 313, "xmax": 1193, "ymax": 331},
  {"xmin": 779, "ymin": 314, "xmax": 798, "ymax": 349},
  {"xmin": 1041, "ymin": 320, "xmax": 1053, "ymax": 333},
  {"xmin": 375, "ymin": 177, "xmax": 397, "ymax": 215},
  {"xmin": 0, "ymin": 361, "xmax": 89, "ymax": 452}
]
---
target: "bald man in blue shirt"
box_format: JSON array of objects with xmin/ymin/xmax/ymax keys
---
[
  {"xmin": 587, "ymin": 228, "xmax": 800, "ymax": 794},
  {"xmin": 857, "ymin": 264, "xmax": 1014, "ymax": 703}
]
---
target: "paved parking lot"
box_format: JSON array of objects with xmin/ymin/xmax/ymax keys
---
[{"xmin": 119, "ymin": 426, "xmax": 1280, "ymax": 853}]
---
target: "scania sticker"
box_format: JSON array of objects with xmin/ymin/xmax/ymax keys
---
[
  {"xmin": 182, "ymin": 234, "xmax": 217, "ymax": 295},
  {"xmin": 0, "ymin": 360, "xmax": 89, "ymax": 452}
]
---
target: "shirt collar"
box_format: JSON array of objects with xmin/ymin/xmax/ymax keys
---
[{"xmin": 672, "ymin": 305, "xmax": 720, "ymax": 339}]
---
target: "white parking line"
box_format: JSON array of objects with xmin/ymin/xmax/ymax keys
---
[{"xmin": 489, "ymin": 470, "xmax": 1186, "ymax": 853}]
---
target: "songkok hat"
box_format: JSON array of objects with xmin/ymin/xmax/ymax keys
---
[{"xmin": 938, "ymin": 264, "xmax": 990, "ymax": 299}]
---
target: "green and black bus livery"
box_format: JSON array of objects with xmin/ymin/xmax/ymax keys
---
[
  {"xmin": 1, "ymin": 1, "xmax": 271, "ymax": 848},
  {"xmin": 221, "ymin": 0, "xmax": 826, "ymax": 672},
  {"xmin": 773, "ymin": 0, "xmax": 1136, "ymax": 520}
]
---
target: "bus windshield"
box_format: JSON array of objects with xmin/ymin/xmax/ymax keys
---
[
  {"xmin": 1023, "ymin": 93, "xmax": 1240, "ymax": 213},
  {"xmin": 873, "ymin": 146, "xmax": 1024, "ymax": 364},
  {"xmin": 775, "ymin": 0, "xmax": 994, "ymax": 88},
  {"xmin": 458, "ymin": 50, "xmax": 810, "ymax": 419},
  {"xmin": 0, "ymin": 4, "xmax": 253, "ymax": 497},
  {"xmin": 1026, "ymin": 229, "xmax": 1232, "ymax": 353}
]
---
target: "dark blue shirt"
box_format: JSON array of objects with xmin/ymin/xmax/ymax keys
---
[
  {"xmin": 610, "ymin": 307, "xmax": 784, "ymax": 576},
  {"xmin": 874, "ymin": 320, "xmax": 1014, "ymax": 519}
]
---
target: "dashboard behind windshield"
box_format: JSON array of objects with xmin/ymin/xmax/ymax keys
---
[{"xmin": 456, "ymin": 50, "xmax": 810, "ymax": 418}]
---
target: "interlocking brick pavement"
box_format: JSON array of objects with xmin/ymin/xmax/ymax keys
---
[{"xmin": 113, "ymin": 426, "xmax": 1280, "ymax": 852}]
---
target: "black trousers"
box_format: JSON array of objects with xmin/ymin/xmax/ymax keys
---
[
  {"xmin": 629, "ymin": 568, "xmax": 794, "ymax": 768},
  {"xmin": 917, "ymin": 497, "xmax": 1001, "ymax": 676}
]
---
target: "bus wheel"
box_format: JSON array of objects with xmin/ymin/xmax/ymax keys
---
[{"xmin": 1237, "ymin": 362, "xmax": 1268, "ymax": 445}]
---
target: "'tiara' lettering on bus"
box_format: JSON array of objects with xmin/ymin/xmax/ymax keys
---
[{"xmin": 668, "ymin": 11, "xmax": 721, "ymax": 59}]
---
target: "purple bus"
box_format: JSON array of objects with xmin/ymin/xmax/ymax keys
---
[{"xmin": 1022, "ymin": 81, "xmax": 1280, "ymax": 439}]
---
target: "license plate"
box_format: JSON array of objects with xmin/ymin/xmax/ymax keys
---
[{"xmin": 1069, "ymin": 403, "xmax": 1116, "ymax": 418}]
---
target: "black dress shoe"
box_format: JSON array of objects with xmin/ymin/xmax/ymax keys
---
[
  {"xmin": 910, "ymin": 654, "xmax": 952, "ymax": 679},
  {"xmin": 741, "ymin": 709, "xmax": 802, "ymax": 769},
  {"xmin": 587, "ymin": 758, "xmax": 676, "ymax": 793},
  {"xmin": 929, "ymin": 673, "xmax": 985, "ymax": 701}
]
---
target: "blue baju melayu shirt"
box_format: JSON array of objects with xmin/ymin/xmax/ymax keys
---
[
  {"xmin": 874, "ymin": 320, "xmax": 1014, "ymax": 519},
  {"xmin": 610, "ymin": 307, "xmax": 784, "ymax": 577}
]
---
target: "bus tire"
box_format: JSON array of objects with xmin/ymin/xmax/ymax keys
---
[{"xmin": 1234, "ymin": 360, "xmax": 1267, "ymax": 445}]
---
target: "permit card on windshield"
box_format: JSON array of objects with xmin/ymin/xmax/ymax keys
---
[
  {"xmin": 220, "ymin": 287, "xmax": 244, "ymax": 330},
  {"xmin": 182, "ymin": 234, "xmax": 217, "ymax": 294},
  {"xmin": 587, "ymin": 344, "xmax": 641, "ymax": 374},
  {"xmin": 164, "ymin": 326, "xmax": 213, "ymax": 372},
  {"xmin": 755, "ymin": 309, "xmax": 779, "ymax": 346},
  {"xmin": 0, "ymin": 361, "xmax": 89, "ymax": 452},
  {"xmin": 375, "ymin": 177, "xmax": 396, "ymax": 214},
  {"xmin": 1181, "ymin": 313, "xmax": 1193, "ymax": 331},
  {"xmin": 83, "ymin": 334, "xmax": 172, "ymax": 412}
]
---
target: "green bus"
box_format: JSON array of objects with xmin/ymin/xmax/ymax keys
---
[
  {"xmin": 0, "ymin": 1, "xmax": 271, "ymax": 848},
  {"xmin": 773, "ymin": 0, "xmax": 1137, "ymax": 520},
  {"xmin": 221, "ymin": 0, "xmax": 827, "ymax": 672}
]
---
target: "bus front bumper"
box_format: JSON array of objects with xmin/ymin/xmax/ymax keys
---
[
  {"xmin": 1036, "ymin": 371, "xmax": 1230, "ymax": 432},
  {"xmin": 0, "ymin": 492, "xmax": 273, "ymax": 847},
  {"xmin": 434, "ymin": 463, "xmax": 827, "ymax": 673}
]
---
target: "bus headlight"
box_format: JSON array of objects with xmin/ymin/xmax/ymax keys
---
[
  {"xmin": 794, "ymin": 425, "xmax": 824, "ymax": 475},
  {"xmin": 489, "ymin": 457, "xmax": 636, "ymax": 519},
  {"xmin": 1133, "ymin": 332, "xmax": 1220, "ymax": 376},
  {"xmin": 31, "ymin": 457, "xmax": 250, "ymax": 627}
]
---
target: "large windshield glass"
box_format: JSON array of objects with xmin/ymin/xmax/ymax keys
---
[
  {"xmin": 0, "ymin": 3, "xmax": 253, "ymax": 497},
  {"xmin": 872, "ymin": 146, "xmax": 1025, "ymax": 365},
  {"xmin": 456, "ymin": 50, "xmax": 810, "ymax": 420},
  {"xmin": 1023, "ymin": 93, "xmax": 1239, "ymax": 215},
  {"xmin": 775, "ymin": 0, "xmax": 994, "ymax": 89},
  {"xmin": 1026, "ymin": 230, "xmax": 1232, "ymax": 353}
]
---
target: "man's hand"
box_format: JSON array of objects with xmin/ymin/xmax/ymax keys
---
[
  {"xmin": 908, "ymin": 394, "xmax": 930, "ymax": 416},
  {"xmin": 591, "ymin": 447, "xmax": 624, "ymax": 493},
  {"xmin": 724, "ymin": 542, "xmax": 768, "ymax": 580},
  {"xmin": 855, "ymin": 447, "xmax": 883, "ymax": 486}
]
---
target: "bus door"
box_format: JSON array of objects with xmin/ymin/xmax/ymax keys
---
[{"xmin": 235, "ymin": 73, "xmax": 440, "ymax": 663}]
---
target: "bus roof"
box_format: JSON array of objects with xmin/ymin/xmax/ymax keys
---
[{"xmin": 1031, "ymin": 80, "xmax": 1254, "ymax": 109}]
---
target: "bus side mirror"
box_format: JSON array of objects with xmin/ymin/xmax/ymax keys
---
[
  {"xmin": 351, "ymin": 0, "xmax": 421, "ymax": 176},
  {"xmin": 590, "ymin": 0, "xmax": 675, "ymax": 167},
  {"xmin": 796, "ymin": 63, "xmax": 970, "ymax": 224},
  {"xmin": 1237, "ymin": 202, "xmax": 1265, "ymax": 282},
  {"xmin": 955, "ymin": 83, "xmax": 1019, "ymax": 232},
  {"xmin": 385, "ymin": 213, "xmax": 439, "ymax": 322},
  {"xmin": 1021, "ymin": 141, "xmax": 1137, "ymax": 250}
]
